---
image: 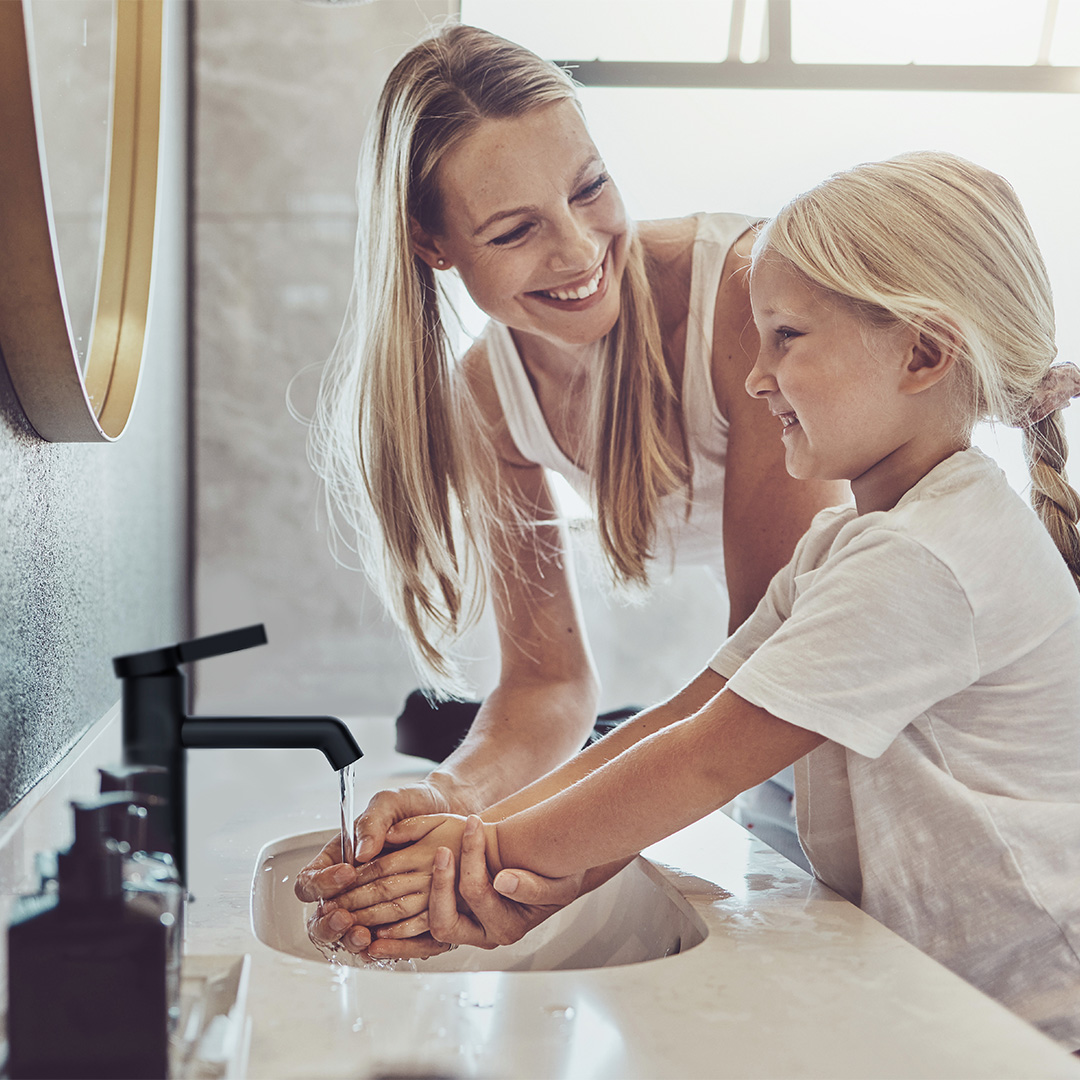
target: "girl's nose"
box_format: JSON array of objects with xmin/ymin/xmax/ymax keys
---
[{"xmin": 745, "ymin": 350, "xmax": 777, "ymax": 399}]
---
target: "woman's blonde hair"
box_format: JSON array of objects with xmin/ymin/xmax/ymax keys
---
[
  {"xmin": 753, "ymin": 150, "xmax": 1080, "ymax": 588},
  {"xmin": 309, "ymin": 25, "xmax": 685, "ymax": 691}
]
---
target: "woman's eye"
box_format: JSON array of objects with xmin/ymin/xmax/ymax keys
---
[
  {"xmin": 574, "ymin": 174, "xmax": 609, "ymax": 203},
  {"xmin": 490, "ymin": 223, "xmax": 533, "ymax": 247},
  {"xmin": 776, "ymin": 327, "xmax": 803, "ymax": 342}
]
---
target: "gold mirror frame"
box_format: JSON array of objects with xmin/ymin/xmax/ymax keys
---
[{"xmin": 0, "ymin": 0, "xmax": 163, "ymax": 442}]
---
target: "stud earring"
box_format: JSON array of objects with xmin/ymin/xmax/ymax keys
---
[{"xmin": 436, "ymin": 258, "xmax": 447, "ymax": 268}]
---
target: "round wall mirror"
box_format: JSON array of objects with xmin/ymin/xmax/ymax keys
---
[{"xmin": 0, "ymin": 0, "xmax": 164, "ymax": 442}]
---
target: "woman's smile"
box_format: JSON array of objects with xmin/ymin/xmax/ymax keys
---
[{"xmin": 528, "ymin": 248, "xmax": 609, "ymax": 309}]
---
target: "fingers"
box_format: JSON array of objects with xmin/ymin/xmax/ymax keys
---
[
  {"xmin": 385, "ymin": 814, "xmax": 443, "ymax": 846},
  {"xmin": 294, "ymin": 859, "xmax": 357, "ymax": 904},
  {"xmin": 428, "ymin": 846, "xmax": 488, "ymax": 949},
  {"xmin": 348, "ymin": 888, "xmax": 431, "ymax": 929},
  {"xmin": 307, "ymin": 907, "xmax": 373, "ymax": 955},
  {"xmin": 354, "ymin": 788, "xmax": 442, "ymax": 863},
  {"xmin": 426, "ymin": 846, "xmax": 460, "ymax": 941},
  {"xmin": 456, "ymin": 816, "xmax": 491, "ymax": 905},
  {"xmin": 365, "ymin": 932, "xmax": 454, "ymax": 961},
  {"xmin": 493, "ymin": 868, "xmax": 581, "ymax": 907},
  {"xmin": 333, "ymin": 872, "xmax": 432, "ymax": 912},
  {"xmin": 349, "ymin": 849, "xmax": 421, "ymax": 888},
  {"xmin": 353, "ymin": 796, "xmax": 394, "ymax": 865}
]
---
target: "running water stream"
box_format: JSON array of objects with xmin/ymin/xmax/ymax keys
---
[
  {"xmin": 339, "ymin": 762, "xmax": 355, "ymax": 869},
  {"xmin": 310, "ymin": 763, "xmax": 415, "ymax": 970}
]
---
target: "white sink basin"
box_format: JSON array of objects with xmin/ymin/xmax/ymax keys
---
[{"xmin": 251, "ymin": 829, "xmax": 707, "ymax": 972}]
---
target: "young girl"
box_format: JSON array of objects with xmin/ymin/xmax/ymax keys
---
[{"xmin": 335, "ymin": 151, "xmax": 1080, "ymax": 1047}]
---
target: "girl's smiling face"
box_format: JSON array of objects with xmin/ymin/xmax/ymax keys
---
[
  {"xmin": 746, "ymin": 251, "xmax": 957, "ymax": 513},
  {"xmin": 412, "ymin": 100, "xmax": 629, "ymax": 348}
]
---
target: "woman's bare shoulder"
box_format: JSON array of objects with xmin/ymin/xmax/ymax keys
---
[
  {"xmin": 637, "ymin": 215, "xmax": 700, "ymax": 265},
  {"xmin": 457, "ymin": 336, "xmax": 534, "ymax": 469}
]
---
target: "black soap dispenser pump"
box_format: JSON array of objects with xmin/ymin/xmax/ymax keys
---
[{"xmin": 6, "ymin": 797, "xmax": 169, "ymax": 1080}]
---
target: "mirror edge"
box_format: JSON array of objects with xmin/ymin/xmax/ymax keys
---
[{"xmin": 0, "ymin": 0, "xmax": 164, "ymax": 443}]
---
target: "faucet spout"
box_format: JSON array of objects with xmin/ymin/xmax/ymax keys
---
[
  {"xmin": 114, "ymin": 624, "xmax": 364, "ymax": 884},
  {"xmin": 181, "ymin": 717, "xmax": 362, "ymax": 770}
]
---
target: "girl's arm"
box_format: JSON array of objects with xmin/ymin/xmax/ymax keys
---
[
  {"xmin": 713, "ymin": 228, "xmax": 848, "ymax": 630},
  {"xmin": 491, "ymin": 684, "xmax": 825, "ymax": 879},
  {"xmin": 473, "ymin": 666, "xmax": 730, "ymax": 822}
]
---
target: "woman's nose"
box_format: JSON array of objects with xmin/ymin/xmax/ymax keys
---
[{"xmin": 548, "ymin": 212, "xmax": 600, "ymax": 274}]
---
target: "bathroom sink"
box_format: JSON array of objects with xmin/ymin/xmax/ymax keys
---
[{"xmin": 251, "ymin": 829, "xmax": 707, "ymax": 972}]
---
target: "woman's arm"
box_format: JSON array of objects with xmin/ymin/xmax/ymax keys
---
[
  {"xmin": 713, "ymin": 228, "xmax": 849, "ymax": 631},
  {"xmin": 491, "ymin": 682, "xmax": 825, "ymax": 879},
  {"xmin": 298, "ymin": 348, "xmax": 602, "ymax": 954},
  {"xmin": 422, "ymin": 377, "xmax": 602, "ymax": 814},
  {"xmin": 346, "ymin": 347, "xmax": 601, "ymax": 862}
]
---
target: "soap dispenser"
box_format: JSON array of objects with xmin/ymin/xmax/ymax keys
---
[
  {"xmin": 98, "ymin": 766, "xmax": 185, "ymax": 1032},
  {"xmin": 6, "ymin": 797, "xmax": 169, "ymax": 1079}
]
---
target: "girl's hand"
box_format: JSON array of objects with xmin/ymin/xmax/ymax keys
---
[
  {"xmin": 346, "ymin": 813, "xmax": 471, "ymax": 935},
  {"xmin": 294, "ymin": 781, "xmax": 471, "ymax": 956}
]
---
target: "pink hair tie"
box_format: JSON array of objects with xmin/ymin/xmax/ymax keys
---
[{"xmin": 1024, "ymin": 362, "xmax": 1080, "ymax": 426}]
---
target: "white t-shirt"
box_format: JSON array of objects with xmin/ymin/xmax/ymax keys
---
[{"xmin": 709, "ymin": 448, "xmax": 1080, "ymax": 1047}]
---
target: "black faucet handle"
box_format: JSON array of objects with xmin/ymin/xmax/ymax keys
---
[
  {"xmin": 175, "ymin": 624, "xmax": 268, "ymax": 664},
  {"xmin": 114, "ymin": 624, "xmax": 268, "ymax": 678}
]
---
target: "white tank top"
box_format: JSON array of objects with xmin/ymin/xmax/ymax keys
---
[{"xmin": 483, "ymin": 212, "xmax": 756, "ymax": 582}]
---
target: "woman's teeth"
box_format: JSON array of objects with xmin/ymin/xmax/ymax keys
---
[
  {"xmin": 780, "ymin": 413, "xmax": 799, "ymax": 428},
  {"xmin": 540, "ymin": 263, "xmax": 603, "ymax": 302}
]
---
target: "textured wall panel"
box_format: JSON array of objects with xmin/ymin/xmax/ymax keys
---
[{"xmin": 0, "ymin": 2, "xmax": 189, "ymax": 817}]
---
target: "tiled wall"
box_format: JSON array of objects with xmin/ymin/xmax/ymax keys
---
[{"xmin": 193, "ymin": 0, "xmax": 729, "ymax": 720}]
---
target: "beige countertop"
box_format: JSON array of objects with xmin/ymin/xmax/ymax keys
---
[{"xmin": 184, "ymin": 717, "xmax": 1080, "ymax": 1079}]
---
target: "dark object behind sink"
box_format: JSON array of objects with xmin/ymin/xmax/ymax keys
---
[{"xmin": 394, "ymin": 689, "xmax": 640, "ymax": 763}]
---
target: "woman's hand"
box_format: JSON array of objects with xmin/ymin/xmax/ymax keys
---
[{"xmin": 422, "ymin": 814, "xmax": 585, "ymax": 949}]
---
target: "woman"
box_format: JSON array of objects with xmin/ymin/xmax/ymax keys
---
[{"xmin": 297, "ymin": 23, "xmax": 843, "ymax": 957}]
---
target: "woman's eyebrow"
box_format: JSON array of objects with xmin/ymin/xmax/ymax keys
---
[{"xmin": 471, "ymin": 155, "xmax": 603, "ymax": 238}]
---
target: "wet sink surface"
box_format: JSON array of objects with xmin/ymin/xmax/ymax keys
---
[{"xmin": 251, "ymin": 828, "xmax": 707, "ymax": 972}]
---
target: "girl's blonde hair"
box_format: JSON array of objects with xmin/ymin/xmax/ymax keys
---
[
  {"xmin": 753, "ymin": 151, "xmax": 1080, "ymax": 588},
  {"xmin": 309, "ymin": 25, "xmax": 685, "ymax": 691}
]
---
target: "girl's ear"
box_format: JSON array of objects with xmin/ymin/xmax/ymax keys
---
[
  {"xmin": 410, "ymin": 216, "xmax": 452, "ymax": 270},
  {"xmin": 901, "ymin": 319, "xmax": 962, "ymax": 395}
]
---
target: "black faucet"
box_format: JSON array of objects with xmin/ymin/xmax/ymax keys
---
[{"xmin": 113, "ymin": 624, "xmax": 362, "ymax": 883}]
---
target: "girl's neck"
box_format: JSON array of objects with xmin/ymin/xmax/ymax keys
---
[{"xmin": 852, "ymin": 436, "xmax": 970, "ymax": 515}]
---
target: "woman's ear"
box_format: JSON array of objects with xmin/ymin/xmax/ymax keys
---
[
  {"xmin": 901, "ymin": 319, "xmax": 962, "ymax": 395},
  {"xmin": 410, "ymin": 217, "xmax": 452, "ymax": 270}
]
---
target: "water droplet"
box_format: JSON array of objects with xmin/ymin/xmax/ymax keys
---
[{"xmin": 544, "ymin": 1005, "xmax": 576, "ymax": 1020}]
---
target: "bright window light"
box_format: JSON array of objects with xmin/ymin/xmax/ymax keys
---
[
  {"xmin": 1052, "ymin": 1, "xmax": 1080, "ymax": 65},
  {"xmin": 790, "ymin": 0, "xmax": 1047, "ymax": 66},
  {"xmin": 461, "ymin": 1, "xmax": 733, "ymax": 62}
]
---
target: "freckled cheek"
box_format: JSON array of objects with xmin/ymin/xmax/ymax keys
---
[{"xmin": 457, "ymin": 255, "xmax": 537, "ymax": 315}]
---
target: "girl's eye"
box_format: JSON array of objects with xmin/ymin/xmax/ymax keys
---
[
  {"xmin": 775, "ymin": 327, "xmax": 803, "ymax": 343},
  {"xmin": 490, "ymin": 222, "xmax": 533, "ymax": 247},
  {"xmin": 574, "ymin": 174, "xmax": 609, "ymax": 203}
]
